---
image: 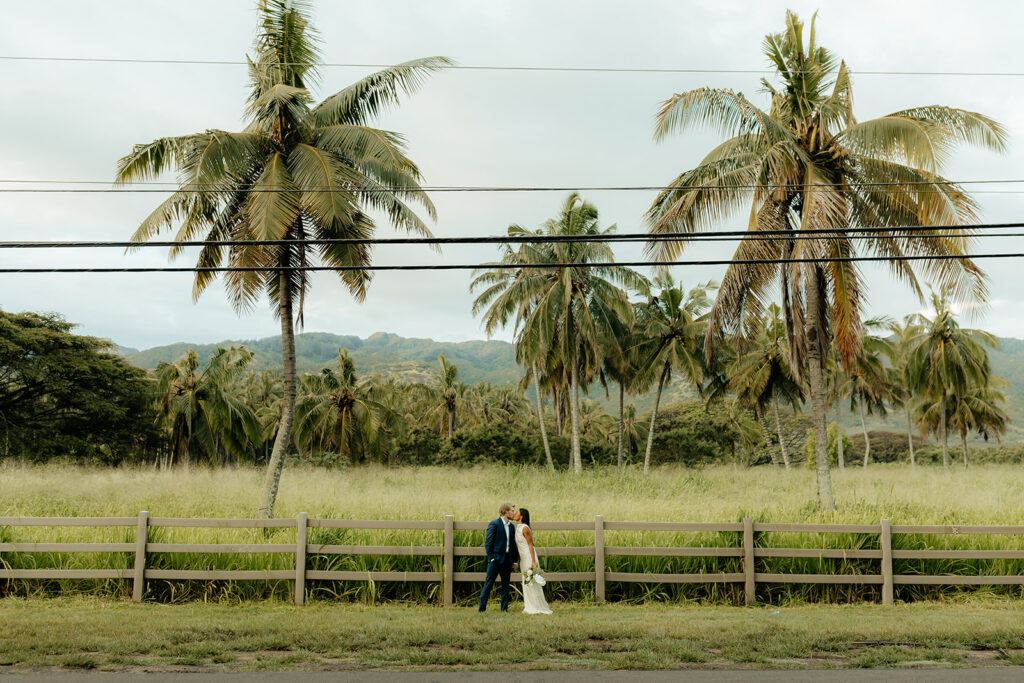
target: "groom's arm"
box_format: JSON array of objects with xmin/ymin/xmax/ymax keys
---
[{"xmin": 484, "ymin": 520, "xmax": 496, "ymax": 562}]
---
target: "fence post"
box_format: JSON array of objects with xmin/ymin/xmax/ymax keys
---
[
  {"xmin": 880, "ymin": 518, "xmax": 893, "ymax": 605},
  {"xmin": 594, "ymin": 515, "xmax": 605, "ymax": 603},
  {"xmin": 294, "ymin": 512, "xmax": 308, "ymax": 606},
  {"xmin": 132, "ymin": 510, "xmax": 149, "ymax": 602},
  {"xmin": 743, "ymin": 517, "xmax": 755, "ymax": 606},
  {"xmin": 443, "ymin": 515, "xmax": 454, "ymax": 606}
]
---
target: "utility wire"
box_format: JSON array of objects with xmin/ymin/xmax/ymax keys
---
[
  {"xmin": 3, "ymin": 252, "xmax": 1024, "ymax": 274},
  {"xmin": 5, "ymin": 178, "xmax": 1024, "ymax": 188},
  {"xmin": 2, "ymin": 55, "xmax": 1024, "ymax": 77},
  {"xmin": 1, "ymin": 222, "xmax": 1023, "ymax": 249},
  {"xmin": 2, "ymin": 180, "xmax": 1024, "ymax": 194}
]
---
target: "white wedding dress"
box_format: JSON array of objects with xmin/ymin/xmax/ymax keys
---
[{"xmin": 515, "ymin": 523, "xmax": 552, "ymax": 614}]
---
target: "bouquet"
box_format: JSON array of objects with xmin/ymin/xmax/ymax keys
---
[{"xmin": 523, "ymin": 566, "xmax": 546, "ymax": 586}]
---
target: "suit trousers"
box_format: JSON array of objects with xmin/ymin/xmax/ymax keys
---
[{"xmin": 478, "ymin": 556, "xmax": 513, "ymax": 612}]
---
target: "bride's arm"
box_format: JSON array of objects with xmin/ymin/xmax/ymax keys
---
[{"xmin": 523, "ymin": 526, "xmax": 539, "ymax": 566}]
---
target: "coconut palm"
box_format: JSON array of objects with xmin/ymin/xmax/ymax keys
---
[
  {"xmin": 293, "ymin": 349, "xmax": 398, "ymax": 464},
  {"xmin": 243, "ymin": 369, "xmax": 283, "ymax": 464},
  {"xmin": 727, "ymin": 303, "xmax": 804, "ymax": 470},
  {"xmin": 482, "ymin": 194, "xmax": 647, "ymax": 473},
  {"xmin": 948, "ymin": 382, "xmax": 1008, "ymax": 467},
  {"xmin": 646, "ymin": 10, "xmax": 1006, "ymax": 508},
  {"xmin": 885, "ymin": 316, "xmax": 926, "ymax": 467},
  {"xmin": 115, "ymin": 1, "xmax": 449, "ymax": 515},
  {"xmin": 839, "ymin": 323, "xmax": 892, "ymax": 467},
  {"xmin": 420, "ymin": 354, "xmax": 463, "ymax": 439},
  {"xmin": 471, "ymin": 227, "xmax": 558, "ymax": 469},
  {"xmin": 907, "ymin": 288, "xmax": 998, "ymax": 469},
  {"xmin": 155, "ymin": 347, "xmax": 262, "ymax": 466}
]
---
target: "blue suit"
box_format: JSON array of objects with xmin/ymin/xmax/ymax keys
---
[{"xmin": 478, "ymin": 517, "xmax": 520, "ymax": 612}]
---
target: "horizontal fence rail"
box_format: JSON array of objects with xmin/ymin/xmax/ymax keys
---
[{"xmin": 3, "ymin": 514, "xmax": 1024, "ymax": 605}]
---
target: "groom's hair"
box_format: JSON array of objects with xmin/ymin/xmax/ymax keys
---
[{"xmin": 498, "ymin": 502, "xmax": 514, "ymax": 515}]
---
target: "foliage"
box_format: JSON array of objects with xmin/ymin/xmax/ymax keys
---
[
  {"xmin": 0, "ymin": 309, "xmax": 160, "ymax": 463},
  {"xmin": 803, "ymin": 423, "xmax": 853, "ymax": 468},
  {"xmin": 644, "ymin": 401, "xmax": 746, "ymax": 466}
]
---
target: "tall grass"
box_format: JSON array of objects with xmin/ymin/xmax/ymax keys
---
[{"xmin": 3, "ymin": 462, "xmax": 1024, "ymax": 604}]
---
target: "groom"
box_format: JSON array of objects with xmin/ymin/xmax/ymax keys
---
[{"xmin": 478, "ymin": 502, "xmax": 519, "ymax": 612}]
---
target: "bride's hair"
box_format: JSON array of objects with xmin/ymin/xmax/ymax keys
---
[{"xmin": 518, "ymin": 508, "xmax": 531, "ymax": 528}]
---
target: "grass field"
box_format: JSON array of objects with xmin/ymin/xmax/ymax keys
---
[
  {"xmin": 3, "ymin": 462, "xmax": 1024, "ymax": 603},
  {"xmin": 3, "ymin": 597, "xmax": 1024, "ymax": 671}
]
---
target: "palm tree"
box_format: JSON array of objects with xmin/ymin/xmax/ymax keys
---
[
  {"xmin": 471, "ymin": 227, "xmax": 558, "ymax": 469},
  {"xmin": 631, "ymin": 274, "xmax": 711, "ymax": 474},
  {"xmin": 908, "ymin": 287, "xmax": 998, "ymax": 469},
  {"xmin": 421, "ymin": 354, "xmax": 462, "ymax": 439},
  {"xmin": 293, "ymin": 349, "xmax": 398, "ymax": 464},
  {"xmin": 481, "ymin": 194, "xmax": 646, "ymax": 473},
  {"xmin": 646, "ymin": 10, "xmax": 1006, "ymax": 509},
  {"xmin": 243, "ymin": 369, "xmax": 283, "ymax": 464},
  {"xmin": 727, "ymin": 303, "xmax": 804, "ymax": 470},
  {"xmin": 948, "ymin": 382, "xmax": 1008, "ymax": 467},
  {"xmin": 839, "ymin": 324, "xmax": 892, "ymax": 467},
  {"xmin": 115, "ymin": 1, "xmax": 450, "ymax": 516},
  {"xmin": 886, "ymin": 316, "xmax": 925, "ymax": 468},
  {"xmin": 155, "ymin": 347, "xmax": 262, "ymax": 466}
]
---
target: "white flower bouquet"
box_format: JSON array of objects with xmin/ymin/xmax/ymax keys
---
[{"xmin": 523, "ymin": 566, "xmax": 546, "ymax": 586}]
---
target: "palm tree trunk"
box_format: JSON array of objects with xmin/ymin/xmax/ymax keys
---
[
  {"xmin": 553, "ymin": 386, "xmax": 562, "ymax": 436},
  {"xmin": 758, "ymin": 410, "xmax": 779, "ymax": 468},
  {"xmin": 258, "ymin": 278, "xmax": 297, "ymax": 519},
  {"xmin": 806, "ymin": 267, "xmax": 836, "ymax": 511},
  {"xmin": 771, "ymin": 386, "xmax": 791, "ymax": 470},
  {"xmin": 447, "ymin": 409, "xmax": 454, "ymax": 440},
  {"xmin": 859, "ymin": 394, "xmax": 870, "ymax": 468},
  {"xmin": 835, "ymin": 381, "xmax": 845, "ymax": 469},
  {"xmin": 906, "ymin": 407, "xmax": 916, "ymax": 469},
  {"xmin": 533, "ymin": 363, "xmax": 554, "ymax": 470},
  {"xmin": 569, "ymin": 361, "xmax": 582, "ymax": 474},
  {"xmin": 940, "ymin": 388, "xmax": 950, "ymax": 470},
  {"xmin": 642, "ymin": 364, "xmax": 669, "ymax": 476},
  {"xmin": 961, "ymin": 431, "xmax": 969, "ymax": 468},
  {"xmin": 617, "ymin": 383, "xmax": 624, "ymax": 469}
]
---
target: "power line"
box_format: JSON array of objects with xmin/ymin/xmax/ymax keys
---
[
  {"xmin": 3, "ymin": 222, "xmax": 1024, "ymax": 250},
  {"xmin": 3, "ymin": 55, "xmax": 1024, "ymax": 77},
  {"xmin": 3, "ymin": 252, "xmax": 1023, "ymax": 274},
  {"xmin": 2, "ymin": 181, "xmax": 1024, "ymax": 195},
  {"xmin": 5, "ymin": 178, "xmax": 1024, "ymax": 187}
]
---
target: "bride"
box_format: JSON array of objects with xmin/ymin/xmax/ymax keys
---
[{"xmin": 513, "ymin": 507, "xmax": 552, "ymax": 615}]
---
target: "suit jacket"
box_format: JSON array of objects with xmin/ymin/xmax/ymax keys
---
[{"xmin": 484, "ymin": 517, "xmax": 520, "ymax": 566}]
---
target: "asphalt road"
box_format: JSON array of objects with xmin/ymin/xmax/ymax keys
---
[{"xmin": 4, "ymin": 670, "xmax": 1024, "ymax": 682}]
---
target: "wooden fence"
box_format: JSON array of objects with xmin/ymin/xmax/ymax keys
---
[{"xmin": 3, "ymin": 513, "xmax": 1024, "ymax": 605}]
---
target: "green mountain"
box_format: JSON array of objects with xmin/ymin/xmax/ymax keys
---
[{"xmin": 123, "ymin": 331, "xmax": 520, "ymax": 386}]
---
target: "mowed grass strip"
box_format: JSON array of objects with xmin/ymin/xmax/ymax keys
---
[{"xmin": 3, "ymin": 597, "xmax": 1024, "ymax": 671}]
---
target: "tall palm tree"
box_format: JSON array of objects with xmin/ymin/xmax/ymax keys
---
[
  {"xmin": 155, "ymin": 347, "xmax": 262, "ymax": 466},
  {"xmin": 907, "ymin": 287, "xmax": 997, "ymax": 469},
  {"xmin": 293, "ymin": 349, "xmax": 398, "ymax": 464},
  {"xmin": 115, "ymin": 0, "xmax": 450, "ymax": 516},
  {"xmin": 479, "ymin": 194, "xmax": 646, "ymax": 473},
  {"xmin": 727, "ymin": 303, "xmax": 804, "ymax": 470},
  {"xmin": 421, "ymin": 354, "xmax": 462, "ymax": 439},
  {"xmin": 646, "ymin": 10, "xmax": 1006, "ymax": 509},
  {"xmin": 632, "ymin": 274, "xmax": 712, "ymax": 474},
  {"xmin": 839, "ymin": 323, "xmax": 892, "ymax": 467},
  {"xmin": 471, "ymin": 227, "xmax": 557, "ymax": 469},
  {"xmin": 886, "ymin": 316, "xmax": 925, "ymax": 468}
]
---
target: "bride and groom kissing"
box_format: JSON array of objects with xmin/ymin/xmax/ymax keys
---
[{"xmin": 478, "ymin": 502, "xmax": 552, "ymax": 615}]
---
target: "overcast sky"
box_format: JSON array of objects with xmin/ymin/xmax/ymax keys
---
[{"xmin": 2, "ymin": 0, "xmax": 1023, "ymax": 349}]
